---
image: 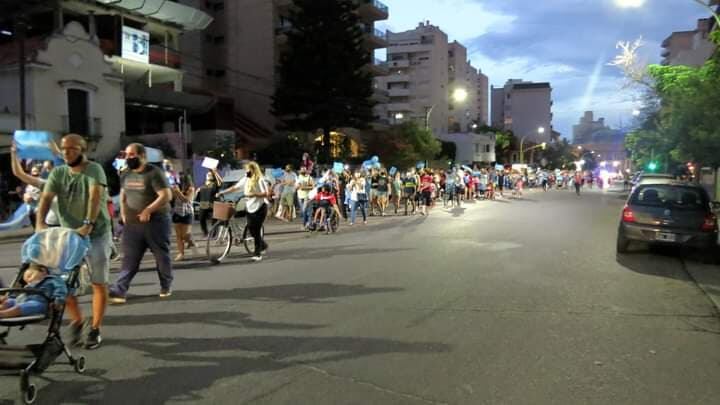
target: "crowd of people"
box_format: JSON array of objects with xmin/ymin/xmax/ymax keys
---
[{"xmin": 3, "ymin": 135, "xmax": 617, "ymax": 351}]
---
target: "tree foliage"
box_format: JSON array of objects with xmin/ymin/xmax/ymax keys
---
[
  {"xmin": 364, "ymin": 122, "xmax": 441, "ymax": 169},
  {"xmin": 272, "ymin": 0, "xmax": 374, "ymax": 164}
]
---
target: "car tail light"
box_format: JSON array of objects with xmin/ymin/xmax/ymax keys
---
[
  {"xmin": 622, "ymin": 205, "xmax": 635, "ymax": 223},
  {"xmin": 701, "ymin": 213, "xmax": 718, "ymax": 232}
]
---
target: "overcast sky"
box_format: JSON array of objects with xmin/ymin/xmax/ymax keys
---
[{"xmin": 376, "ymin": 0, "xmax": 711, "ymax": 138}]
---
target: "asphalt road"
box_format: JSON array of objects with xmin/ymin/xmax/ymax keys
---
[{"xmin": 1, "ymin": 187, "xmax": 720, "ymax": 405}]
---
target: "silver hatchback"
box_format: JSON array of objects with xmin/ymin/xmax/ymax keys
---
[{"xmin": 617, "ymin": 183, "xmax": 719, "ymax": 254}]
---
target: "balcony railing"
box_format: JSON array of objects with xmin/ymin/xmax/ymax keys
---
[
  {"xmin": 373, "ymin": 28, "xmax": 387, "ymax": 40},
  {"xmin": 149, "ymin": 45, "xmax": 182, "ymax": 68},
  {"xmin": 61, "ymin": 116, "xmax": 102, "ymax": 141}
]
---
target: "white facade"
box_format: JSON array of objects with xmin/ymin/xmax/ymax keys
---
[
  {"xmin": 438, "ymin": 132, "xmax": 496, "ymax": 164},
  {"xmin": 0, "ymin": 22, "xmax": 125, "ymax": 160},
  {"xmin": 490, "ymin": 79, "xmax": 553, "ymax": 144},
  {"xmin": 378, "ymin": 22, "xmax": 484, "ymax": 137},
  {"xmin": 380, "ymin": 22, "xmax": 449, "ymax": 135}
]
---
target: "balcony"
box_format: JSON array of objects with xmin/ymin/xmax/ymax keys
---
[
  {"xmin": 61, "ymin": 116, "xmax": 102, "ymax": 142},
  {"xmin": 149, "ymin": 45, "xmax": 182, "ymax": 68},
  {"xmin": 387, "ymin": 73, "xmax": 410, "ymax": 83},
  {"xmin": 388, "ymin": 59, "xmax": 409, "ymax": 68},
  {"xmin": 371, "ymin": 88, "xmax": 389, "ymax": 103},
  {"xmin": 387, "ymin": 103, "xmax": 411, "ymax": 112},
  {"xmin": 369, "ymin": 57, "xmax": 389, "ymax": 75},
  {"xmin": 388, "ymin": 88, "xmax": 411, "ymax": 97},
  {"xmin": 357, "ymin": 0, "xmax": 389, "ymax": 22},
  {"xmin": 661, "ymin": 49, "xmax": 671, "ymax": 58},
  {"xmin": 364, "ymin": 27, "xmax": 388, "ymax": 49}
]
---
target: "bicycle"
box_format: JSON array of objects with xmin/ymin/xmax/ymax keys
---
[{"xmin": 205, "ymin": 197, "xmax": 265, "ymax": 264}]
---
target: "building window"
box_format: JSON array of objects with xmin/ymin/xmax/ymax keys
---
[
  {"xmin": 214, "ymin": 35, "xmax": 225, "ymax": 44},
  {"xmin": 485, "ymin": 144, "xmax": 490, "ymax": 153},
  {"xmin": 475, "ymin": 144, "xmax": 479, "ymax": 154}
]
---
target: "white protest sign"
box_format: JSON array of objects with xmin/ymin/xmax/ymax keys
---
[{"xmin": 201, "ymin": 157, "xmax": 219, "ymax": 170}]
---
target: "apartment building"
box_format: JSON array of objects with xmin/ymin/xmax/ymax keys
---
[
  {"xmin": 181, "ymin": 0, "xmax": 389, "ymax": 154},
  {"xmin": 477, "ymin": 71, "xmax": 489, "ymax": 125},
  {"xmin": 447, "ymin": 41, "xmax": 479, "ymax": 132},
  {"xmin": 0, "ymin": 0, "xmax": 213, "ymax": 161},
  {"xmin": 490, "ymin": 79, "xmax": 553, "ymax": 144},
  {"xmin": 377, "ymin": 22, "xmax": 485, "ymax": 137},
  {"xmin": 661, "ymin": 16, "xmax": 717, "ymax": 66},
  {"xmin": 572, "ymin": 111, "xmax": 609, "ymax": 144}
]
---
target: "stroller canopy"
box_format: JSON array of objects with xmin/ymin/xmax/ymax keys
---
[{"xmin": 21, "ymin": 228, "xmax": 90, "ymax": 273}]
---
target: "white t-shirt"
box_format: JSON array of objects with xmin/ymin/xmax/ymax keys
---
[
  {"xmin": 237, "ymin": 178, "xmax": 269, "ymax": 214},
  {"xmin": 296, "ymin": 174, "xmax": 313, "ymax": 200}
]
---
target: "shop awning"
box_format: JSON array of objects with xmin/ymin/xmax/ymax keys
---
[
  {"xmin": 125, "ymin": 84, "xmax": 216, "ymax": 113},
  {"xmin": 95, "ymin": 0, "xmax": 213, "ymax": 31}
]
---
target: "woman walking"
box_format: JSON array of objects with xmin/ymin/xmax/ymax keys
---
[
  {"xmin": 217, "ymin": 162, "xmax": 270, "ymax": 261},
  {"xmin": 196, "ymin": 169, "xmax": 222, "ymax": 238},
  {"xmin": 172, "ymin": 173, "xmax": 195, "ymax": 261},
  {"xmin": 349, "ymin": 172, "xmax": 368, "ymax": 225},
  {"xmin": 392, "ymin": 172, "xmax": 403, "ymax": 214}
]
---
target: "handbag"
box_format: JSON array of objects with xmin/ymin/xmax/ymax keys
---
[{"xmin": 357, "ymin": 192, "xmax": 368, "ymax": 202}]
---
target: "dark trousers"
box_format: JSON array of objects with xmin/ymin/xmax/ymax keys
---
[
  {"xmin": 247, "ymin": 203, "xmax": 268, "ymax": 255},
  {"xmin": 112, "ymin": 213, "xmax": 173, "ymax": 296},
  {"xmin": 199, "ymin": 208, "xmax": 215, "ymax": 236}
]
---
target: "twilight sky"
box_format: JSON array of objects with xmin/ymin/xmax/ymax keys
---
[{"xmin": 376, "ymin": 0, "xmax": 711, "ymax": 138}]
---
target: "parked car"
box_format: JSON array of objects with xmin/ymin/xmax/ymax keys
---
[
  {"xmin": 630, "ymin": 172, "xmax": 675, "ymax": 193},
  {"xmin": 617, "ymin": 182, "xmax": 720, "ymax": 256}
]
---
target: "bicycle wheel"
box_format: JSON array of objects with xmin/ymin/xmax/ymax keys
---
[
  {"xmin": 206, "ymin": 222, "xmax": 232, "ymax": 264},
  {"xmin": 242, "ymin": 224, "xmax": 265, "ymax": 255}
]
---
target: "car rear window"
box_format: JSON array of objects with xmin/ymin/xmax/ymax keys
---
[{"xmin": 631, "ymin": 185, "xmax": 709, "ymax": 210}]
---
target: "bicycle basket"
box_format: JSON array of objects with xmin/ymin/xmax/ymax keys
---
[{"xmin": 212, "ymin": 202, "xmax": 235, "ymax": 220}]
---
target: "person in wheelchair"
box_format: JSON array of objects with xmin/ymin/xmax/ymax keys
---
[
  {"xmin": 0, "ymin": 262, "xmax": 67, "ymax": 318},
  {"xmin": 312, "ymin": 185, "xmax": 341, "ymax": 231}
]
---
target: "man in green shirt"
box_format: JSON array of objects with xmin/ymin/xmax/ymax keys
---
[{"xmin": 36, "ymin": 134, "xmax": 111, "ymax": 350}]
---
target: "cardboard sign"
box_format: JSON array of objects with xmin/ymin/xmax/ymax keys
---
[
  {"xmin": 333, "ymin": 162, "xmax": 344, "ymax": 174},
  {"xmin": 201, "ymin": 157, "xmax": 219, "ymax": 170}
]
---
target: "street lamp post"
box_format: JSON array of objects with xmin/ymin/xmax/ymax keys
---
[
  {"xmin": 425, "ymin": 87, "xmax": 469, "ymax": 131},
  {"xmin": 519, "ymin": 126, "xmax": 545, "ymax": 163}
]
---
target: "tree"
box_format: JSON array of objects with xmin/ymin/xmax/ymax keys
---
[
  {"xmin": 273, "ymin": 0, "xmax": 374, "ymax": 164},
  {"xmin": 364, "ymin": 122, "xmax": 441, "ymax": 169},
  {"xmin": 438, "ymin": 141, "xmax": 456, "ymax": 162},
  {"xmin": 494, "ymin": 131, "xmax": 516, "ymax": 163},
  {"xmin": 542, "ymin": 138, "xmax": 576, "ymax": 169},
  {"xmin": 206, "ymin": 136, "xmax": 241, "ymax": 169}
]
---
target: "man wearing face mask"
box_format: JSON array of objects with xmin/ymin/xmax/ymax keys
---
[
  {"xmin": 36, "ymin": 134, "xmax": 112, "ymax": 349},
  {"xmin": 109, "ymin": 143, "xmax": 173, "ymax": 304}
]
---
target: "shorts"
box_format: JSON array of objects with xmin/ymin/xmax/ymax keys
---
[
  {"xmin": 376, "ymin": 191, "xmax": 388, "ymax": 198},
  {"xmin": 420, "ymin": 190, "xmax": 432, "ymax": 206},
  {"xmin": 172, "ymin": 213, "xmax": 193, "ymax": 224},
  {"xmin": 4, "ymin": 298, "xmax": 47, "ymax": 316},
  {"xmin": 281, "ymin": 192, "xmax": 294, "ymax": 207},
  {"xmin": 86, "ymin": 232, "xmax": 111, "ymax": 285}
]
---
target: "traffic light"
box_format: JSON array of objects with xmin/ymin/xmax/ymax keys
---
[{"xmin": 647, "ymin": 162, "xmax": 658, "ymax": 171}]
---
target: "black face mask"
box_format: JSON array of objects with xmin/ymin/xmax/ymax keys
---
[
  {"xmin": 246, "ymin": 171, "xmax": 253, "ymax": 178},
  {"xmin": 126, "ymin": 157, "xmax": 141, "ymax": 170},
  {"xmin": 67, "ymin": 154, "xmax": 84, "ymax": 167}
]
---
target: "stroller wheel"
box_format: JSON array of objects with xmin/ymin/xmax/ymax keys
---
[
  {"xmin": 74, "ymin": 355, "xmax": 86, "ymax": 374},
  {"xmin": 20, "ymin": 377, "xmax": 37, "ymax": 404}
]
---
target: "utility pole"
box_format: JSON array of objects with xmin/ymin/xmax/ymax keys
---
[{"xmin": 17, "ymin": 19, "xmax": 26, "ymax": 130}]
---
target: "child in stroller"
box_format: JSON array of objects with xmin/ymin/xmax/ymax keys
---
[
  {"xmin": 0, "ymin": 263, "xmax": 67, "ymax": 319},
  {"xmin": 0, "ymin": 228, "xmax": 89, "ymax": 404}
]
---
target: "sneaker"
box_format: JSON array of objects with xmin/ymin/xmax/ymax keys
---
[
  {"xmin": 261, "ymin": 243, "xmax": 268, "ymax": 255},
  {"xmin": 108, "ymin": 292, "xmax": 127, "ymax": 305},
  {"xmin": 68, "ymin": 320, "xmax": 85, "ymax": 347},
  {"xmin": 85, "ymin": 328, "xmax": 102, "ymax": 350},
  {"xmin": 159, "ymin": 289, "xmax": 172, "ymax": 298},
  {"xmin": 251, "ymin": 255, "xmax": 263, "ymax": 262}
]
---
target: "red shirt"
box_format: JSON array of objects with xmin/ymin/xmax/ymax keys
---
[
  {"xmin": 420, "ymin": 175, "xmax": 433, "ymax": 192},
  {"xmin": 315, "ymin": 191, "xmax": 337, "ymax": 206}
]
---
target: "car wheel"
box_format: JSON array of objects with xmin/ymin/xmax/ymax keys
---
[{"xmin": 616, "ymin": 230, "xmax": 630, "ymax": 254}]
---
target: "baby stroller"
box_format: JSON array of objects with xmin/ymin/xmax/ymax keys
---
[{"xmin": 0, "ymin": 228, "xmax": 89, "ymax": 404}]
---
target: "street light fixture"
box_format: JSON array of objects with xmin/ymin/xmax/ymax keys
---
[
  {"xmin": 425, "ymin": 87, "xmax": 469, "ymax": 130},
  {"xmin": 394, "ymin": 113, "xmax": 404, "ymax": 120},
  {"xmin": 614, "ymin": 0, "xmax": 645, "ymax": 7},
  {"xmin": 632, "ymin": 109, "xmax": 641, "ymax": 117}
]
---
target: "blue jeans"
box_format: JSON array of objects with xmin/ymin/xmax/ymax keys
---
[
  {"xmin": 111, "ymin": 213, "xmax": 173, "ymax": 297},
  {"xmin": 351, "ymin": 200, "xmax": 367, "ymax": 223},
  {"xmin": 300, "ymin": 198, "xmax": 311, "ymax": 226}
]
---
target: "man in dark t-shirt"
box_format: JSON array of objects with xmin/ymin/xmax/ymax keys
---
[{"xmin": 109, "ymin": 143, "xmax": 173, "ymax": 304}]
